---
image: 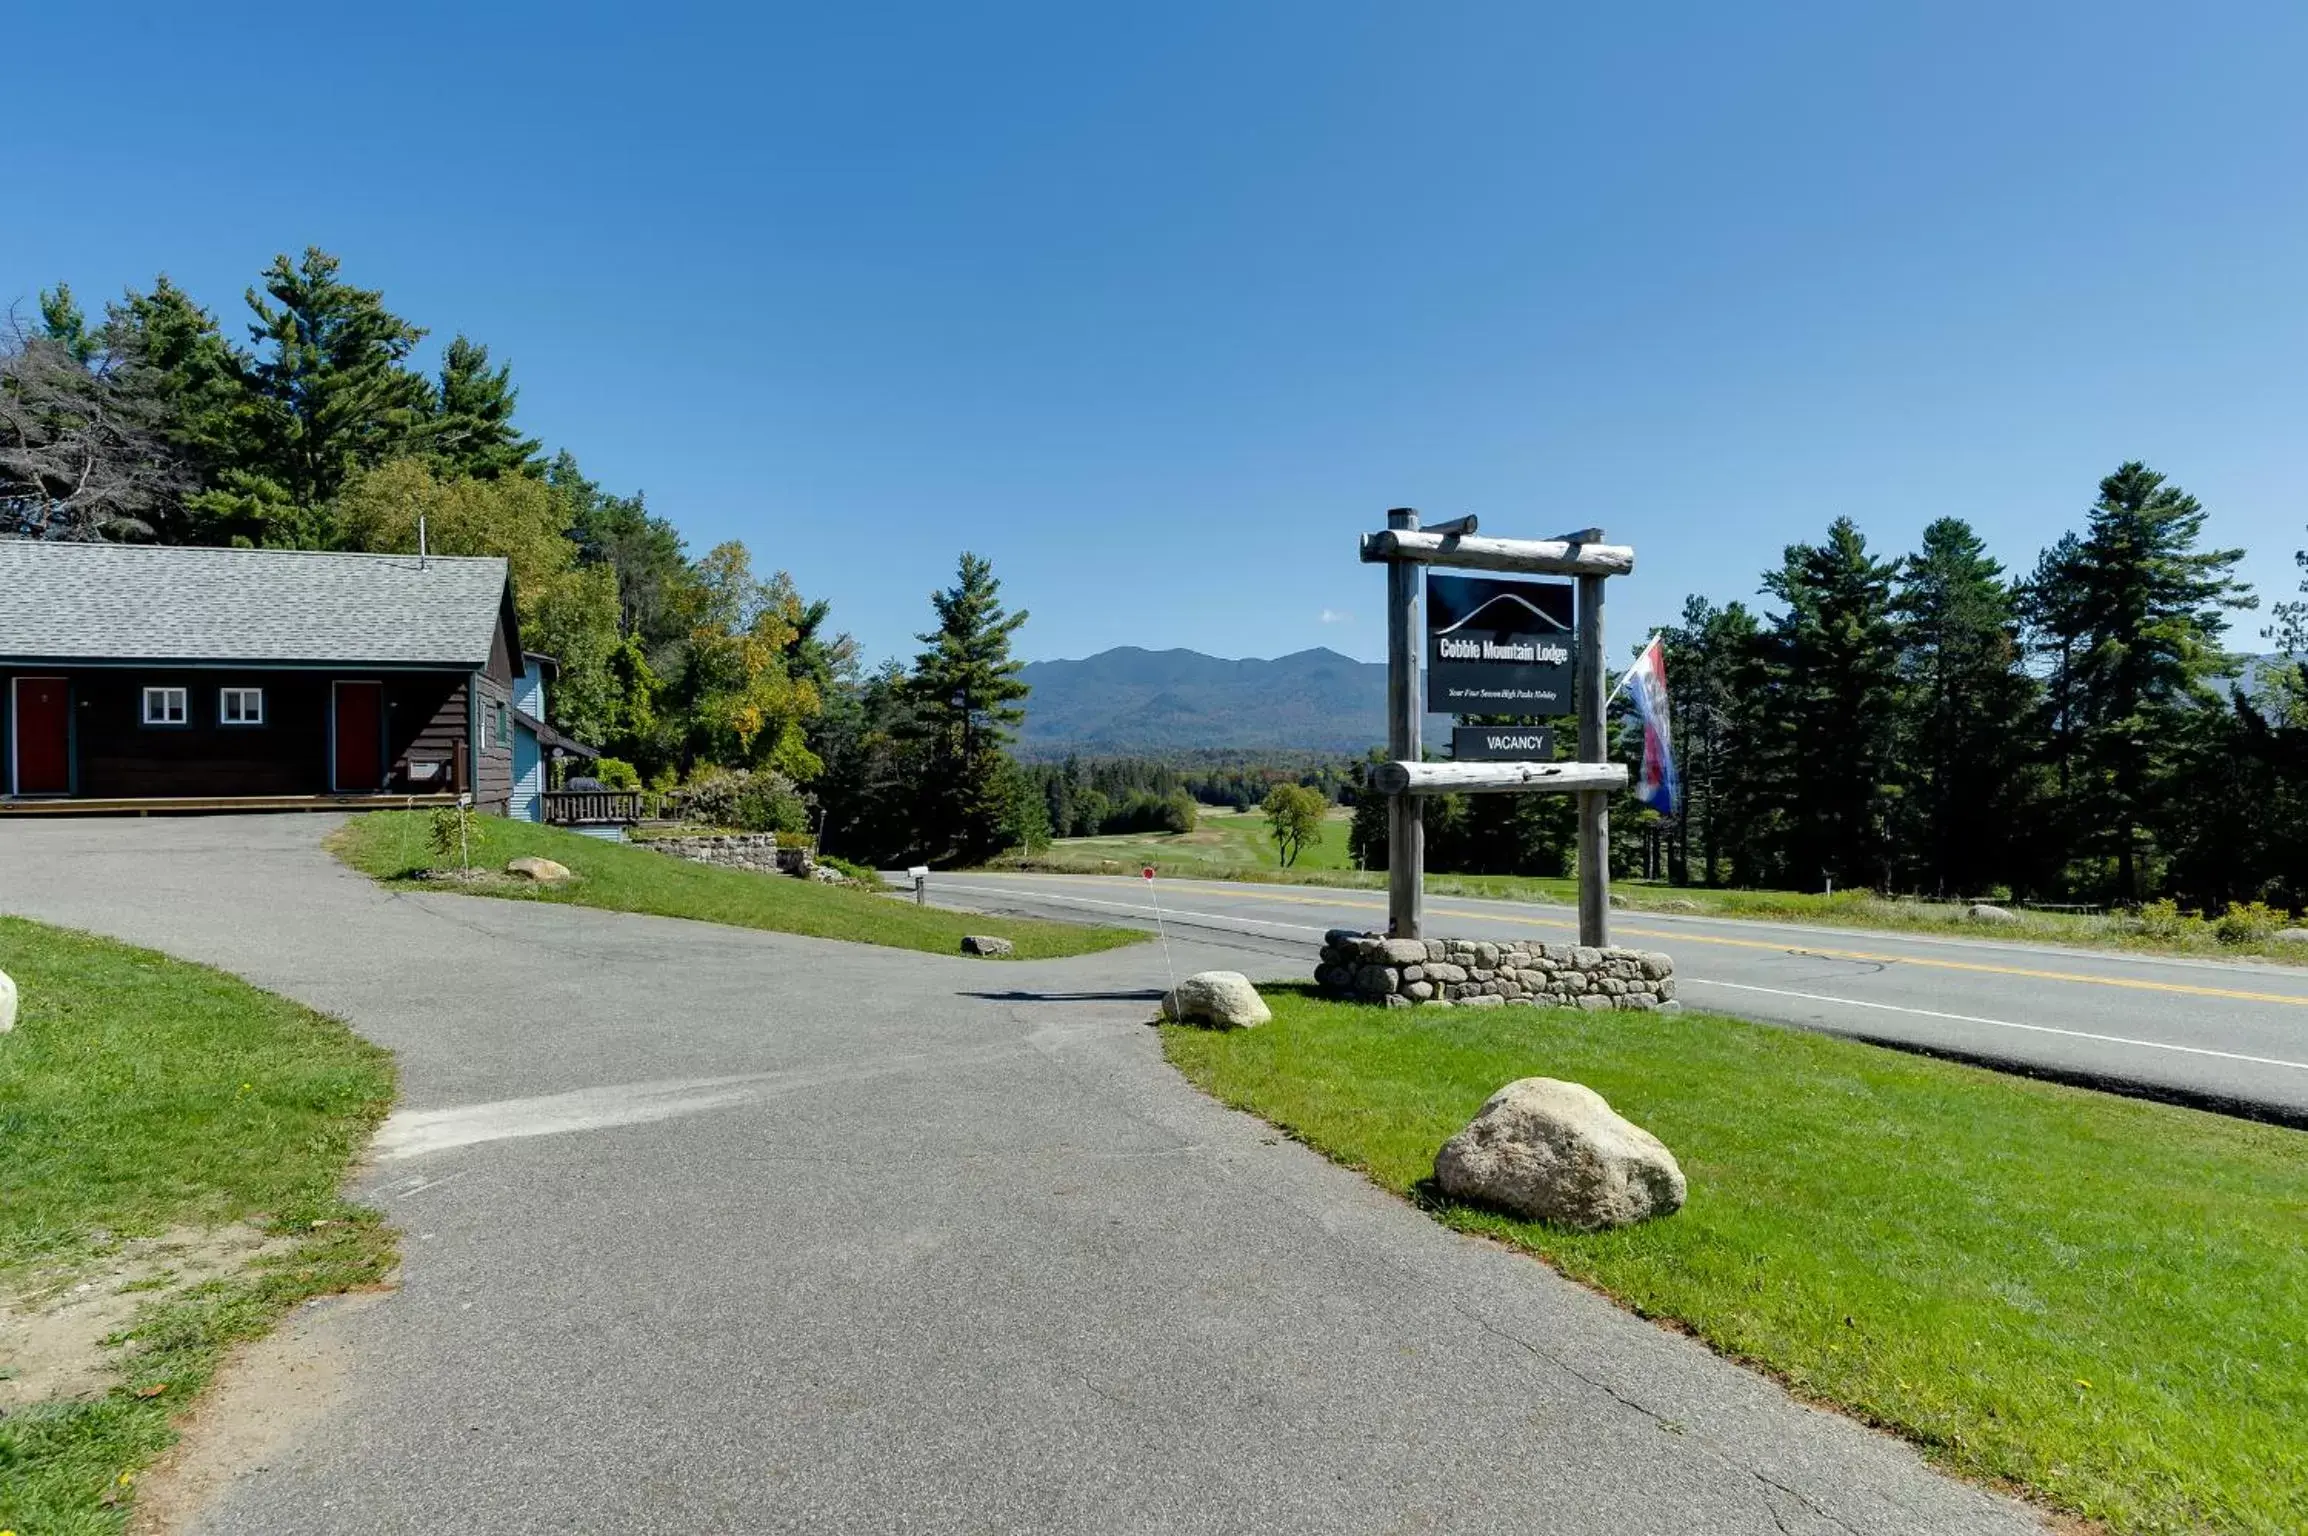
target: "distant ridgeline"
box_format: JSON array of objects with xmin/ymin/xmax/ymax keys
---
[{"xmin": 1015, "ymin": 647, "xmax": 1395, "ymax": 756}]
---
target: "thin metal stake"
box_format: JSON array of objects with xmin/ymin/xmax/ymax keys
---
[{"xmin": 1146, "ymin": 872, "xmax": 1180, "ymax": 1017}]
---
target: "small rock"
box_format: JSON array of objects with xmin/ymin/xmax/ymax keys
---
[
  {"xmin": 505, "ymin": 856, "xmax": 574, "ymax": 883},
  {"xmin": 1377, "ymin": 938, "xmax": 1429, "ymax": 966},
  {"xmin": 1966, "ymin": 902, "xmax": 2021, "ymax": 924},
  {"xmin": 0, "ymin": 966, "xmax": 15, "ymax": 1034},
  {"xmin": 1435, "ymin": 1077, "xmax": 1686, "ymax": 1229},
  {"xmin": 1162, "ymin": 971, "xmax": 1272, "ymax": 1028},
  {"xmin": 959, "ymin": 934, "xmax": 1016, "ymax": 957},
  {"xmin": 1354, "ymin": 964, "xmax": 1399, "ymax": 996}
]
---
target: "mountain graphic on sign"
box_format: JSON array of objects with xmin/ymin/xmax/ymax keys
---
[{"xmin": 1434, "ymin": 592, "xmax": 1573, "ymax": 635}]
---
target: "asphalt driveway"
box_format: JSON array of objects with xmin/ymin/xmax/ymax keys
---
[{"xmin": 0, "ymin": 816, "xmax": 2043, "ymax": 1534}]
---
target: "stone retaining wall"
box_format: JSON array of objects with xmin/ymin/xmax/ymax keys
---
[
  {"xmin": 644, "ymin": 834, "xmax": 813, "ymax": 876},
  {"xmin": 1316, "ymin": 930, "xmax": 1678, "ymax": 1011}
]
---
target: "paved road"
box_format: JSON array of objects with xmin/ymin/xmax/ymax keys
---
[
  {"xmin": 930, "ymin": 871, "xmax": 2308, "ymax": 1122},
  {"xmin": 0, "ymin": 816, "xmax": 2040, "ymax": 1534}
]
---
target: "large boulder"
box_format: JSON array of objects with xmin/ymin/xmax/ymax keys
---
[
  {"xmin": 0, "ymin": 967, "xmax": 14, "ymax": 1033},
  {"xmin": 960, "ymin": 934, "xmax": 1016, "ymax": 957},
  {"xmin": 1966, "ymin": 902, "xmax": 2021, "ymax": 924},
  {"xmin": 1162, "ymin": 971, "xmax": 1272, "ymax": 1029},
  {"xmin": 506, "ymin": 856, "xmax": 574, "ymax": 883},
  {"xmin": 1435, "ymin": 1077, "xmax": 1685, "ymax": 1229}
]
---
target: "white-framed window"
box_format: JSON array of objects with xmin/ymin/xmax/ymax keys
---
[
  {"xmin": 141, "ymin": 686, "xmax": 188, "ymax": 726},
  {"xmin": 219, "ymin": 687, "xmax": 265, "ymax": 726}
]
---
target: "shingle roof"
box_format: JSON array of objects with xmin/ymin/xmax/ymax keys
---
[{"xmin": 0, "ymin": 541, "xmax": 511, "ymax": 666}]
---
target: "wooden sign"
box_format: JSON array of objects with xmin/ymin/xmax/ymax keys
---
[{"xmin": 1426, "ymin": 574, "xmax": 1576, "ymax": 716}]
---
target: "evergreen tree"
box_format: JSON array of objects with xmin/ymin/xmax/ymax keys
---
[
  {"xmin": 193, "ymin": 247, "xmax": 431, "ymax": 545},
  {"xmin": 1757, "ymin": 517, "xmax": 1905, "ymax": 890},
  {"xmin": 2064, "ymin": 462, "xmax": 2254, "ymax": 900},
  {"xmin": 427, "ymin": 336, "xmax": 541, "ymax": 478},
  {"xmin": 905, "ymin": 553, "xmax": 1033, "ymax": 864},
  {"xmin": 1658, "ymin": 596, "xmax": 1760, "ymax": 886},
  {"xmin": 1892, "ymin": 519, "xmax": 2041, "ymax": 896}
]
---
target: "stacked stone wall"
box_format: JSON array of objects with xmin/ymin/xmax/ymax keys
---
[
  {"xmin": 1315, "ymin": 931, "xmax": 1677, "ymax": 1011},
  {"xmin": 644, "ymin": 834, "xmax": 813, "ymax": 876}
]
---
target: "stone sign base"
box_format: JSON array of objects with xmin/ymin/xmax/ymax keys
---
[{"xmin": 1316, "ymin": 930, "xmax": 1677, "ymax": 1011}]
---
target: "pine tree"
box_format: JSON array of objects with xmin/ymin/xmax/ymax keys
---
[
  {"xmin": 1892, "ymin": 519, "xmax": 2041, "ymax": 896},
  {"xmin": 1757, "ymin": 517, "xmax": 1905, "ymax": 891},
  {"xmin": 1658, "ymin": 596, "xmax": 1760, "ymax": 886},
  {"xmin": 193, "ymin": 247, "xmax": 431, "ymax": 545},
  {"xmin": 427, "ymin": 335, "xmax": 541, "ymax": 478},
  {"xmin": 2064, "ymin": 462, "xmax": 2254, "ymax": 900},
  {"xmin": 905, "ymin": 553, "xmax": 1032, "ymax": 864}
]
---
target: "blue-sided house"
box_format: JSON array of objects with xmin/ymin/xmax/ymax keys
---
[{"xmin": 507, "ymin": 652, "xmax": 597, "ymax": 822}]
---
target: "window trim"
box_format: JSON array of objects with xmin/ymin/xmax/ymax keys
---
[
  {"xmin": 218, "ymin": 686, "xmax": 266, "ymax": 727},
  {"xmin": 141, "ymin": 685, "xmax": 190, "ymax": 728}
]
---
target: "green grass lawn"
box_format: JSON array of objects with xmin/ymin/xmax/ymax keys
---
[
  {"xmin": 1009, "ymin": 806, "xmax": 1361, "ymax": 876},
  {"xmin": 998, "ymin": 823, "xmax": 2308, "ymax": 964},
  {"xmin": 332, "ymin": 811, "xmax": 1144, "ymax": 960},
  {"xmin": 1165, "ymin": 989, "xmax": 2308, "ymax": 1535},
  {"xmin": 0, "ymin": 917, "xmax": 398, "ymax": 1535}
]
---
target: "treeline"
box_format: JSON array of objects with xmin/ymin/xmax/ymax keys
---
[
  {"xmin": 1341, "ymin": 463, "xmax": 2308, "ymax": 911},
  {"xmin": 2, "ymin": 249, "xmax": 1052, "ymax": 866},
  {"xmin": 1655, "ymin": 463, "xmax": 2304, "ymax": 908},
  {"xmin": 1008, "ymin": 755, "xmax": 1358, "ymax": 839}
]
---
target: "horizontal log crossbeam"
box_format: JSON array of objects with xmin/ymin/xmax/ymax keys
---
[
  {"xmin": 1358, "ymin": 529, "xmax": 1635, "ymax": 578},
  {"xmin": 1369, "ymin": 760, "xmax": 1628, "ymax": 796}
]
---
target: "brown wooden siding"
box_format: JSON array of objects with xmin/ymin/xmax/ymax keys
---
[
  {"xmin": 2, "ymin": 668, "xmax": 473, "ymax": 800},
  {"xmin": 472, "ymin": 672, "xmax": 513, "ymax": 813}
]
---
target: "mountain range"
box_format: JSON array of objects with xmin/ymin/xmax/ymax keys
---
[{"xmin": 1015, "ymin": 647, "xmax": 1387, "ymax": 756}]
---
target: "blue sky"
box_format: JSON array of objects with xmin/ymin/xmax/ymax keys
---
[{"xmin": 10, "ymin": 2, "xmax": 2306, "ymax": 666}]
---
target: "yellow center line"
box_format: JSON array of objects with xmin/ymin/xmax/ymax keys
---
[{"xmin": 1111, "ymin": 879, "xmax": 2308, "ymax": 1010}]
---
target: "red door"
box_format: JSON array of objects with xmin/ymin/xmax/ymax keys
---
[
  {"xmin": 333, "ymin": 682, "xmax": 383, "ymax": 792},
  {"xmin": 12, "ymin": 677, "xmax": 70, "ymax": 794}
]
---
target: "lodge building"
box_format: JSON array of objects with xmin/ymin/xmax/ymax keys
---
[{"xmin": 0, "ymin": 541, "xmax": 561, "ymax": 814}]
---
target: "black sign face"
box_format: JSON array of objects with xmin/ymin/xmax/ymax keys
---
[
  {"xmin": 1452, "ymin": 725, "xmax": 1555, "ymax": 761},
  {"xmin": 1426, "ymin": 574, "xmax": 1576, "ymax": 716}
]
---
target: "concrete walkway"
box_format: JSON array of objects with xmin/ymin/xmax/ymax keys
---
[{"xmin": 0, "ymin": 817, "xmax": 2044, "ymax": 1534}]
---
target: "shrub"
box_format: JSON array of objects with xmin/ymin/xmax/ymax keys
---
[
  {"xmin": 427, "ymin": 804, "xmax": 470, "ymax": 865},
  {"xmin": 680, "ymin": 766, "xmax": 810, "ymax": 834},
  {"xmin": 2135, "ymin": 898, "xmax": 2205, "ymax": 942},
  {"xmin": 2215, "ymin": 900, "xmax": 2287, "ymax": 946},
  {"xmin": 819, "ymin": 854, "xmax": 880, "ymax": 885},
  {"xmin": 592, "ymin": 757, "xmax": 641, "ymax": 791}
]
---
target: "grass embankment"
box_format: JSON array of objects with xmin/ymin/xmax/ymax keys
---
[
  {"xmin": 332, "ymin": 812, "xmax": 1143, "ymax": 961},
  {"xmin": 0, "ymin": 917, "xmax": 397, "ymax": 1535},
  {"xmin": 1165, "ymin": 989, "xmax": 2308, "ymax": 1535},
  {"xmin": 999, "ymin": 820, "xmax": 2308, "ymax": 963}
]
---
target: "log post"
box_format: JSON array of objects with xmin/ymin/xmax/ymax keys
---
[
  {"xmin": 1576, "ymin": 564, "xmax": 1610, "ymax": 947},
  {"xmin": 1385, "ymin": 507, "xmax": 1424, "ymax": 940}
]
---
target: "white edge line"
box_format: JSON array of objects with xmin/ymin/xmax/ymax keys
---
[{"xmin": 1684, "ymin": 978, "xmax": 2308, "ymax": 1073}]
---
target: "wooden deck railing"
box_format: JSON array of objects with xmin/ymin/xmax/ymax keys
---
[{"xmin": 540, "ymin": 789, "xmax": 649, "ymax": 826}]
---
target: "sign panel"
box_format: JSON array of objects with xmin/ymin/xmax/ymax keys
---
[
  {"xmin": 1426, "ymin": 574, "xmax": 1576, "ymax": 716},
  {"xmin": 1452, "ymin": 724, "xmax": 1555, "ymax": 761}
]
